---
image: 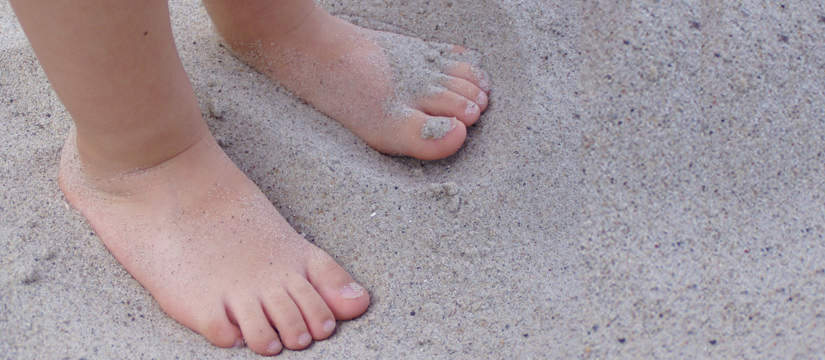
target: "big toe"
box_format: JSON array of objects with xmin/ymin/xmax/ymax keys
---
[
  {"xmin": 396, "ymin": 111, "xmax": 468, "ymax": 160},
  {"xmin": 306, "ymin": 254, "xmax": 370, "ymax": 320}
]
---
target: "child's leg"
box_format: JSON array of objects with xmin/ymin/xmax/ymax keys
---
[
  {"xmin": 10, "ymin": 0, "xmax": 369, "ymax": 355},
  {"xmin": 203, "ymin": 0, "xmax": 491, "ymax": 160}
]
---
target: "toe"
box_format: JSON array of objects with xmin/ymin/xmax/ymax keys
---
[
  {"xmin": 429, "ymin": 42, "xmax": 483, "ymax": 66},
  {"xmin": 287, "ymin": 279, "xmax": 337, "ymax": 340},
  {"xmin": 261, "ymin": 291, "xmax": 313, "ymax": 350},
  {"xmin": 416, "ymin": 88, "xmax": 481, "ymax": 126},
  {"xmin": 403, "ymin": 111, "xmax": 468, "ymax": 160},
  {"xmin": 227, "ymin": 299, "xmax": 282, "ymax": 356},
  {"xmin": 443, "ymin": 61, "xmax": 491, "ymax": 94},
  {"xmin": 187, "ymin": 304, "xmax": 242, "ymax": 349},
  {"xmin": 450, "ymin": 44, "xmax": 468, "ymax": 53},
  {"xmin": 306, "ymin": 253, "xmax": 371, "ymax": 320},
  {"xmin": 441, "ymin": 76, "xmax": 489, "ymax": 113}
]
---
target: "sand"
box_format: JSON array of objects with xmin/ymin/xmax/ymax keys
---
[
  {"xmin": 420, "ymin": 117, "xmax": 455, "ymax": 140},
  {"xmin": 1, "ymin": 0, "xmax": 824, "ymax": 358}
]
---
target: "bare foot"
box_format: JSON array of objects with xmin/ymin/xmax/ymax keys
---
[
  {"xmin": 59, "ymin": 131, "xmax": 370, "ymax": 356},
  {"xmin": 209, "ymin": 3, "xmax": 491, "ymax": 160}
]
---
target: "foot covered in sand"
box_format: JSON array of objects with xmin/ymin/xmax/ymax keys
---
[
  {"xmin": 213, "ymin": 2, "xmax": 491, "ymax": 160},
  {"xmin": 59, "ymin": 131, "xmax": 370, "ymax": 356}
]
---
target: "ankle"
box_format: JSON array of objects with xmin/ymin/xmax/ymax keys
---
[
  {"xmin": 204, "ymin": 0, "xmax": 319, "ymax": 52},
  {"xmin": 72, "ymin": 122, "xmax": 211, "ymax": 181}
]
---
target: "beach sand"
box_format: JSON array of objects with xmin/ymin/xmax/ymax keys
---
[{"xmin": 1, "ymin": 0, "xmax": 824, "ymax": 358}]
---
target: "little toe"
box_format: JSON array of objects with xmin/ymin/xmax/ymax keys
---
[
  {"xmin": 448, "ymin": 47, "xmax": 484, "ymax": 66},
  {"xmin": 306, "ymin": 254, "xmax": 371, "ymax": 320},
  {"xmin": 287, "ymin": 279, "xmax": 337, "ymax": 340},
  {"xmin": 261, "ymin": 291, "xmax": 313, "ymax": 350},
  {"xmin": 426, "ymin": 41, "xmax": 462, "ymax": 54},
  {"xmin": 429, "ymin": 42, "xmax": 483, "ymax": 66},
  {"xmin": 443, "ymin": 61, "xmax": 491, "ymax": 94},
  {"xmin": 446, "ymin": 44, "xmax": 469, "ymax": 54},
  {"xmin": 228, "ymin": 300, "xmax": 282, "ymax": 356},
  {"xmin": 417, "ymin": 88, "xmax": 481, "ymax": 126}
]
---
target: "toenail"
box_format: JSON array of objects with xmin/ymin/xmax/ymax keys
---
[
  {"xmin": 323, "ymin": 319, "xmax": 336, "ymax": 333},
  {"xmin": 298, "ymin": 332, "xmax": 312, "ymax": 347},
  {"xmin": 341, "ymin": 282, "xmax": 366, "ymax": 299},
  {"xmin": 233, "ymin": 338, "xmax": 245, "ymax": 348},
  {"xmin": 465, "ymin": 101, "xmax": 479, "ymax": 116},
  {"xmin": 476, "ymin": 91, "xmax": 488, "ymax": 107},
  {"xmin": 420, "ymin": 117, "xmax": 457, "ymax": 140},
  {"xmin": 266, "ymin": 340, "xmax": 282, "ymax": 353}
]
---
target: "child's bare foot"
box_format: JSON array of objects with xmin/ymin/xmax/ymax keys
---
[
  {"xmin": 12, "ymin": 0, "xmax": 370, "ymax": 355},
  {"xmin": 205, "ymin": 1, "xmax": 491, "ymax": 160},
  {"xmin": 59, "ymin": 131, "xmax": 370, "ymax": 356}
]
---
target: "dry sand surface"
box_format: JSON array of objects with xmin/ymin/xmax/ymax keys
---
[{"xmin": 2, "ymin": 0, "xmax": 824, "ymax": 358}]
